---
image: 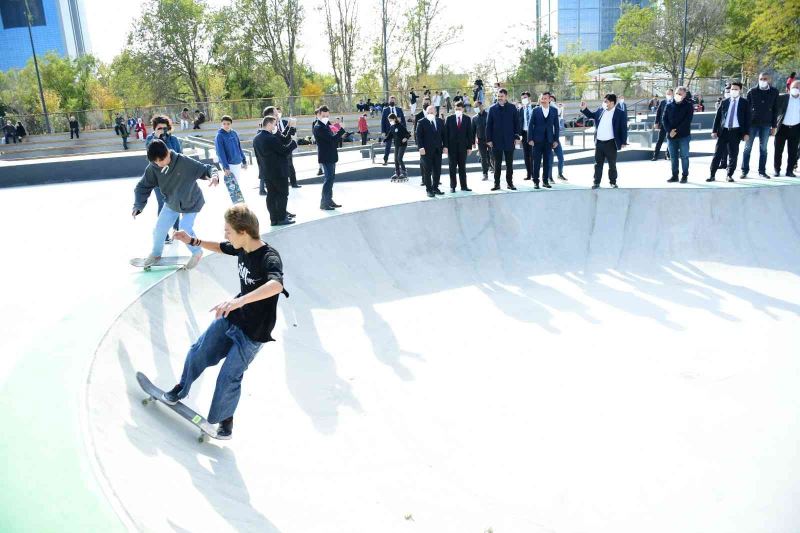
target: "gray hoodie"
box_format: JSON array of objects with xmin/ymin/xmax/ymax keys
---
[{"xmin": 133, "ymin": 151, "xmax": 216, "ymax": 213}]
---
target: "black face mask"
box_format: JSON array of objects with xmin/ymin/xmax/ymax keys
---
[{"xmin": 389, "ymin": 102, "xmax": 396, "ymax": 106}]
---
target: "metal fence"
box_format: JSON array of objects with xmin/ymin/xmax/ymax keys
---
[{"xmin": 3, "ymin": 77, "xmax": 735, "ymax": 136}]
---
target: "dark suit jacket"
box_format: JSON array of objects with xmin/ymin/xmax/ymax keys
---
[
  {"xmin": 776, "ymin": 93, "xmax": 800, "ymax": 127},
  {"xmin": 381, "ymin": 105, "xmax": 405, "ymax": 134},
  {"xmin": 485, "ymin": 102, "xmax": 520, "ymax": 150},
  {"xmin": 313, "ymin": 121, "xmax": 345, "ymax": 164},
  {"xmin": 253, "ymin": 130, "xmax": 297, "ymax": 182},
  {"xmin": 277, "ymin": 118, "xmax": 296, "ymax": 141},
  {"xmin": 387, "ymin": 121, "xmax": 411, "ymax": 147},
  {"xmin": 581, "ymin": 106, "xmax": 628, "ymax": 149},
  {"xmin": 655, "ymin": 99, "xmax": 668, "ymax": 127},
  {"xmin": 517, "ymin": 105, "xmax": 535, "ymax": 133},
  {"xmin": 444, "ymin": 114, "xmax": 473, "ymax": 152},
  {"xmin": 472, "ymin": 111, "xmax": 488, "ymax": 141},
  {"xmin": 527, "ymin": 106, "xmax": 559, "ymax": 143},
  {"xmin": 415, "ymin": 117, "xmax": 445, "ymax": 153},
  {"xmin": 712, "ymin": 97, "xmax": 751, "ymax": 134}
]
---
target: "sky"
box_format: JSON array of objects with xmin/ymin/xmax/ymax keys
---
[{"xmin": 82, "ymin": 0, "xmax": 528, "ymax": 81}]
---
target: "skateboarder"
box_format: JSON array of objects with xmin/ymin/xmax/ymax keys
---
[
  {"xmin": 132, "ymin": 139, "xmax": 219, "ymax": 268},
  {"xmin": 161, "ymin": 204, "xmax": 288, "ymax": 439}
]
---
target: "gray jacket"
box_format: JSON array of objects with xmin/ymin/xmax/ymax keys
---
[{"xmin": 133, "ymin": 151, "xmax": 215, "ymax": 213}]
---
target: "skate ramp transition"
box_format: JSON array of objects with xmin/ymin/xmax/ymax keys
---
[{"xmin": 88, "ymin": 186, "xmax": 800, "ymax": 532}]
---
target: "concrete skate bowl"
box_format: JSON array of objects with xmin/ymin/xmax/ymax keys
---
[{"xmin": 87, "ymin": 186, "xmax": 800, "ymax": 532}]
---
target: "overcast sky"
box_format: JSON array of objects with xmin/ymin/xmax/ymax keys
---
[{"xmin": 83, "ymin": 0, "xmax": 528, "ymax": 81}]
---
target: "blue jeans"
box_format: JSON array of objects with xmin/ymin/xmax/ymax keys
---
[
  {"xmin": 548, "ymin": 141, "xmax": 564, "ymax": 176},
  {"xmin": 175, "ymin": 317, "xmax": 263, "ymax": 424},
  {"xmin": 741, "ymin": 125, "xmax": 771, "ymax": 174},
  {"xmin": 154, "ymin": 187, "xmax": 180, "ymax": 232},
  {"xmin": 668, "ymin": 135, "xmax": 691, "ymax": 177},
  {"xmin": 320, "ymin": 162, "xmax": 336, "ymax": 207},
  {"xmin": 151, "ymin": 204, "xmax": 200, "ymax": 257}
]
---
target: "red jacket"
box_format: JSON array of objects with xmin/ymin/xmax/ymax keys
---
[{"xmin": 358, "ymin": 116, "xmax": 368, "ymax": 133}]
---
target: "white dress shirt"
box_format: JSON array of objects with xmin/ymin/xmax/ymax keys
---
[
  {"xmin": 522, "ymin": 105, "xmax": 531, "ymax": 131},
  {"xmin": 784, "ymin": 96, "xmax": 800, "ymax": 126},
  {"xmin": 541, "ymin": 106, "xmax": 550, "ymax": 119},
  {"xmin": 596, "ymin": 106, "xmax": 615, "ymax": 141},
  {"xmin": 725, "ymin": 97, "xmax": 740, "ymax": 129}
]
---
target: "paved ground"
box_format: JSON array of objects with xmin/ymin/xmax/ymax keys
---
[{"xmin": 2, "ymin": 138, "xmax": 799, "ymax": 532}]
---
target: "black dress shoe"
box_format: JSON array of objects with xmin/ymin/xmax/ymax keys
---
[
  {"xmin": 291, "ymin": 184, "xmax": 302, "ymax": 188},
  {"xmin": 507, "ymin": 185, "xmax": 517, "ymax": 190},
  {"xmin": 558, "ymin": 174, "xmax": 567, "ymax": 181},
  {"xmin": 787, "ymin": 172, "xmax": 797, "ymax": 177},
  {"xmin": 667, "ymin": 177, "xmax": 679, "ymax": 183},
  {"xmin": 320, "ymin": 205, "xmax": 335, "ymax": 210},
  {"xmin": 271, "ymin": 219, "xmax": 296, "ymax": 226},
  {"xmin": 524, "ymin": 176, "xmax": 532, "ymax": 180},
  {"xmin": 490, "ymin": 185, "xmax": 500, "ymax": 191},
  {"xmin": 420, "ymin": 181, "xmax": 425, "ymax": 186},
  {"xmin": 680, "ymin": 177, "xmax": 687, "ymax": 183},
  {"xmin": 774, "ymin": 170, "xmax": 781, "ymax": 177},
  {"xmin": 287, "ymin": 212, "xmax": 296, "ymax": 218},
  {"xmin": 434, "ymin": 189, "xmax": 445, "ymax": 195},
  {"xmin": 610, "ymin": 183, "xmax": 618, "ymax": 189},
  {"xmin": 534, "ymin": 183, "xmax": 540, "ymax": 189},
  {"xmin": 450, "ymin": 187, "xmax": 456, "ymax": 193},
  {"xmin": 651, "ymin": 155, "xmax": 658, "ymax": 161},
  {"xmin": 758, "ymin": 172, "xmax": 770, "ymax": 179},
  {"xmin": 706, "ymin": 177, "xmax": 716, "ymax": 182},
  {"xmin": 726, "ymin": 176, "xmax": 735, "ymax": 182},
  {"xmin": 382, "ymin": 160, "xmax": 388, "ymax": 166},
  {"xmin": 461, "ymin": 188, "xmax": 472, "ymax": 192},
  {"xmin": 543, "ymin": 182, "xmax": 552, "ymax": 188},
  {"xmin": 592, "ymin": 184, "xmax": 600, "ymax": 189},
  {"xmin": 426, "ymin": 191, "xmax": 435, "ymax": 198},
  {"xmin": 329, "ymin": 201, "xmax": 342, "ymax": 208},
  {"xmin": 317, "ymin": 168, "xmax": 323, "ymax": 176}
]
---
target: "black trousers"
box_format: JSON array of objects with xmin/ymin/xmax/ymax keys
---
[
  {"xmin": 492, "ymin": 148, "xmax": 515, "ymax": 187},
  {"xmin": 532, "ymin": 141, "xmax": 553, "ymax": 184},
  {"xmin": 287, "ymin": 154, "xmax": 298, "ymax": 187},
  {"xmin": 361, "ymin": 131, "xmax": 368, "ymax": 145},
  {"xmin": 448, "ymin": 148, "xmax": 468, "ymax": 189},
  {"xmin": 521, "ymin": 131, "xmax": 533, "ymax": 178},
  {"xmin": 394, "ymin": 143, "xmax": 407, "ymax": 174},
  {"xmin": 70, "ymin": 127, "xmax": 79, "ymax": 139},
  {"xmin": 477, "ymin": 140, "xmax": 492, "ymax": 174},
  {"xmin": 710, "ymin": 128, "xmax": 743, "ymax": 178},
  {"xmin": 265, "ymin": 176, "xmax": 289, "ymax": 223},
  {"xmin": 421, "ymin": 149, "xmax": 443, "ymax": 191},
  {"xmin": 653, "ymin": 127, "xmax": 666, "ymax": 156},
  {"xmin": 774, "ymin": 123, "xmax": 800, "ymax": 172},
  {"xmin": 594, "ymin": 139, "xmax": 618, "ymax": 184}
]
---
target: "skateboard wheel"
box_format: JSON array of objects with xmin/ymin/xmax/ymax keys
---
[
  {"xmin": 141, "ymin": 398, "xmax": 149, "ymax": 405},
  {"xmin": 198, "ymin": 434, "xmax": 206, "ymax": 443},
  {"xmin": 144, "ymin": 266, "xmax": 151, "ymax": 272}
]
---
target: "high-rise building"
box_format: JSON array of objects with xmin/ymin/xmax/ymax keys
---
[
  {"xmin": 0, "ymin": 0, "xmax": 91, "ymax": 71},
  {"xmin": 537, "ymin": 0, "xmax": 648, "ymax": 55}
]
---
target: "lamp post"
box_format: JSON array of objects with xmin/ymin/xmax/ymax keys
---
[
  {"xmin": 24, "ymin": 0, "xmax": 51, "ymax": 134},
  {"xmin": 679, "ymin": 0, "xmax": 688, "ymax": 86}
]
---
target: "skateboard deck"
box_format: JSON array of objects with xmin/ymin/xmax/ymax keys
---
[
  {"xmin": 136, "ymin": 371, "xmax": 221, "ymax": 442},
  {"xmin": 129, "ymin": 256, "xmax": 191, "ymax": 270}
]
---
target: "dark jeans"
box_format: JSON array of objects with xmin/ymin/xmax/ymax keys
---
[
  {"xmin": 668, "ymin": 135, "xmax": 690, "ymax": 178},
  {"xmin": 774, "ymin": 123, "xmax": 800, "ymax": 173},
  {"xmin": 320, "ymin": 162, "xmax": 336, "ymax": 207},
  {"xmin": 421, "ymin": 149, "xmax": 443, "ymax": 192},
  {"xmin": 521, "ymin": 131, "xmax": 533, "ymax": 178},
  {"xmin": 492, "ymin": 148, "xmax": 515, "ymax": 187},
  {"xmin": 653, "ymin": 127, "xmax": 667, "ymax": 156},
  {"xmin": 594, "ymin": 139, "xmax": 618, "ymax": 184},
  {"xmin": 154, "ymin": 187, "xmax": 180, "ymax": 231},
  {"xmin": 361, "ymin": 131, "xmax": 368, "ymax": 145},
  {"xmin": 4, "ymin": 133, "xmax": 16, "ymax": 144},
  {"xmin": 121, "ymin": 135, "xmax": 129, "ymax": 149},
  {"xmin": 477, "ymin": 140, "xmax": 492, "ymax": 174},
  {"xmin": 175, "ymin": 317, "xmax": 262, "ymax": 424},
  {"xmin": 394, "ymin": 143, "xmax": 407, "ymax": 175},
  {"xmin": 448, "ymin": 148, "xmax": 468, "ymax": 189},
  {"xmin": 741, "ymin": 125, "xmax": 771, "ymax": 174},
  {"xmin": 548, "ymin": 141, "xmax": 564, "ymax": 176},
  {"xmin": 532, "ymin": 141, "xmax": 553, "ymax": 184},
  {"xmin": 266, "ymin": 176, "xmax": 289, "ymax": 223},
  {"xmin": 710, "ymin": 128, "xmax": 742, "ymax": 178},
  {"xmin": 383, "ymin": 138, "xmax": 393, "ymax": 161}
]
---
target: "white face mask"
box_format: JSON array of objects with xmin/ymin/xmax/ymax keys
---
[
  {"xmin": 791, "ymin": 88, "xmax": 800, "ymax": 97},
  {"xmin": 277, "ymin": 112, "xmax": 282, "ymax": 120},
  {"xmin": 319, "ymin": 116, "xmax": 329, "ymax": 124},
  {"xmin": 758, "ymin": 80, "xmax": 769, "ymax": 89},
  {"xmin": 619, "ymin": 98, "xmax": 625, "ymax": 103},
  {"xmin": 723, "ymin": 92, "xmax": 730, "ymax": 98},
  {"xmin": 427, "ymin": 113, "xmax": 435, "ymax": 121},
  {"xmin": 730, "ymin": 89, "xmax": 740, "ymax": 98},
  {"xmin": 666, "ymin": 94, "xmax": 674, "ymax": 101},
  {"xmin": 455, "ymin": 110, "xmax": 463, "ymax": 118},
  {"xmin": 521, "ymin": 98, "xmax": 529, "ymax": 105},
  {"xmin": 674, "ymin": 94, "xmax": 684, "ymax": 103}
]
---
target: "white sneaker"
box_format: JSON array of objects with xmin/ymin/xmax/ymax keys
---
[
  {"xmin": 143, "ymin": 255, "xmax": 160, "ymax": 267},
  {"xmin": 185, "ymin": 253, "xmax": 203, "ymax": 270}
]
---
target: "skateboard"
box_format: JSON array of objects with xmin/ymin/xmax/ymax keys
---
[
  {"xmin": 129, "ymin": 256, "xmax": 191, "ymax": 271},
  {"xmin": 136, "ymin": 371, "xmax": 221, "ymax": 442}
]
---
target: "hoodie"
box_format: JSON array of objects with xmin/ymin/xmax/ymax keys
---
[
  {"xmin": 133, "ymin": 151, "xmax": 216, "ymax": 213},
  {"xmin": 214, "ymin": 128, "xmax": 246, "ymax": 169}
]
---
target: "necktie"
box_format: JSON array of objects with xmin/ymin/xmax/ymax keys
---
[
  {"xmin": 525, "ymin": 106, "xmax": 530, "ymax": 127},
  {"xmin": 727, "ymin": 99, "xmax": 736, "ymax": 128},
  {"xmin": 432, "ymin": 119, "xmax": 436, "ymax": 131},
  {"xmin": 457, "ymin": 116, "xmax": 461, "ymax": 128},
  {"xmin": 391, "ymin": 107, "xmax": 395, "ymax": 115}
]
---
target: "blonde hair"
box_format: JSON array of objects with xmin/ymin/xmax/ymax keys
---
[{"xmin": 224, "ymin": 204, "xmax": 260, "ymax": 239}]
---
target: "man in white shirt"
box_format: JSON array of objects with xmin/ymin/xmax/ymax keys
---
[
  {"xmin": 774, "ymin": 80, "xmax": 800, "ymax": 177},
  {"xmin": 518, "ymin": 91, "xmax": 534, "ymax": 180},
  {"xmin": 707, "ymin": 81, "xmax": 751, "ymax": 182},
  {"xmin": 580, "ymin": 93, "xmax": 628, "ymax": 189}
]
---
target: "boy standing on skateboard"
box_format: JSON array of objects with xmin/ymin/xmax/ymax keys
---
[
  {"xmin": 132, "ymin": 139, "xmax": 219, "ymax": 269},
  {"xmin": 161, "ymin": 204, "xmax": 288, "ymax": 439}
]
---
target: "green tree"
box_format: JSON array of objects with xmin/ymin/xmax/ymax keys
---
[
  {"xmin": 510, "ymin": 33, "xmax": 559, "ymax": 85},
  {"xmin": 405, "ymin": 0, "xmax": 461, "ymax": 76}
]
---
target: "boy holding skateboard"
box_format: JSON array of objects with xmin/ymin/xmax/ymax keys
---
[
  {"xmin": 132, "ymin": 139, "xmax": 219, "ymax": 269},
  {"xmin": 161, "ymin": 204, "xmax": 288, "ymax": 439}
]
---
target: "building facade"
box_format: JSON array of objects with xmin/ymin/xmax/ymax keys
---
[
  {"xmin": 0, "ymin": 0, "xmax": 91, "ymax": 71},
  {"xmin": 537, "ymin": 0, "xmax": 648, "ymax": 55}
]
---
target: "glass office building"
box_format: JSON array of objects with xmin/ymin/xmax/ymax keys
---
[
  {"xmin": 0, "ymin": 0, "xmax": 90, "ymax": 71},
  {"xmin": 537, "ymin": 0, "xmax": 648, "ymax": 54}
]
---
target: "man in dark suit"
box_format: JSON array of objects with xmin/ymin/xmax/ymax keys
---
[
  {"xmin": 518, "ymin": 91, "xmax": 534, "ymax": 180},
  {"xmin": 312, "ymin": 105, "xmax": 347, "ymax": 210},
  {"xmin": 413, "ymin": 97, "xmax": 431, "ymax": 185},
  {"xmin": 381, "ymin": 95, "xmax": 405, "ymax": 165},
  {"xmin": 652, "ymin": 89, "xmax": 672, "ymax": 161},
  {"xmin": 707, "ymin": 81, "xmax": 751, "ymax": 183},
  {"xmin": 415, "ymin": 104, "xmax": 446, "ymax": 198},
  {"xmin": 580, "ymin": 93, "xmax": 628, "ymax": 189},
  {"xmin": 253, "ymin": 116, "xmax": 298, "ymax": 225},
  {"xmin": 774, "ymin": 80, "xmax": 800, "ymax": 177},
  {"xmin": 443, "ymin": 101, "xmax": 473, "ymax": 192},
  {"xmin": 527, "ymin": 93, "xmax": 560, "ymax": 189},
  {"xmin": 263, "ymin": 106, "xmax": 300, "ymax": 191},
  {"xmin": 471, "ymin": 100, "xmax": 492, "ymax": 180},
  {"xmin": 485, "ymin": 88, "xmax": 520, "ymax": 191}
]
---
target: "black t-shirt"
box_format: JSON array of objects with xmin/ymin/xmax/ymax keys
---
[{"xmin": 219, "ymin": 241, "xmax": 287, "ymax": 342}]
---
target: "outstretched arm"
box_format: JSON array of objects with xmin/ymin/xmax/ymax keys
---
[{"xmin": 173, "ymin": 231, "xmax": 223, "ymax": 253}]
